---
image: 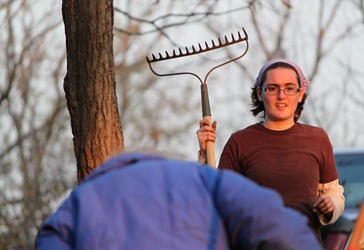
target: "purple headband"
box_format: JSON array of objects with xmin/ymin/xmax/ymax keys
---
[{"xmin": 254, "ymin": 59, "xmax": 310, "ymax": 91}]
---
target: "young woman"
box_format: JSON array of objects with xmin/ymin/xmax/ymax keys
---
[{"xmin": 196, "ymin": 58, "xmax": 345, "ymax": 243}]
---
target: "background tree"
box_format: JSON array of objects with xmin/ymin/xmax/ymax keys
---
[
  {"xmin": 62, "ymin": 0, "xmax": 124, "ymax": 182},
  {"xmin": 0, "ymin": 0, "xmax": 74, "ymax": 248}
]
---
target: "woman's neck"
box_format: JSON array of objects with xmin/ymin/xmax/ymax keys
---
[{"xmin": 262, "ymin": 120, "xmax": 295, "ymax": 131}]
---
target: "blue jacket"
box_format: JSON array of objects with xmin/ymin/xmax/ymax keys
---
[{"xmin": 36, "ymin": 153, "xmax": 322, "ymax": 250}]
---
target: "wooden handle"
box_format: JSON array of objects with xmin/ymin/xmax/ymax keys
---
[{"xmin": 203, "ymin": 115, "xmax": 216, "ymax": 168}]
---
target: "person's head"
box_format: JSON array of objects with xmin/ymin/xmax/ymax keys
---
[{"xmin": 251, "ymin": 59, "xmax": 310, "ymax": 123}]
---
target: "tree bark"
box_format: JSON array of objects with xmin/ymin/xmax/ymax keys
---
[{"xmin": 62, "ymin": 0, "xmax": 124, "ymax": 182}]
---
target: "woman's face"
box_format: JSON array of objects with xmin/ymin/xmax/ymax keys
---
[{"xmin": 257, "ymin": 67, "xmax": 305, "ymax": 128}]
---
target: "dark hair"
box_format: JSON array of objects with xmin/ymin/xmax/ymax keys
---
[{"xmin": 250, "ymin": 62, "xmax": 307, "ymax": 122}]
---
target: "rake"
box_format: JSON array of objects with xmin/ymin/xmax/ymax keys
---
[{"xmin": 146, "ymin": 27, "xmax": 249, "ymax": 167}]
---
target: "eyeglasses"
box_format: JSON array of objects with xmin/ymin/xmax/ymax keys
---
[{"xmin": 263, "ymin": 86, "xmax": 301, "ymax": 96}]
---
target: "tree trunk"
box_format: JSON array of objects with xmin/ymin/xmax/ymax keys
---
[{"xmin": 62, "ymin": 0, "xmax": 124, "ymax": 182}]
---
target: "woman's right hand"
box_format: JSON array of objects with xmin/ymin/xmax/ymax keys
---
[{"xmin": 196, "ymin": 119, "xmax": 217, "ymax": 157}]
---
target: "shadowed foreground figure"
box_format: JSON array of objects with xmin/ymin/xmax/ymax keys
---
[{"xmin": 35, "ymin": 152, "xmax": 323, "ymax": 250}]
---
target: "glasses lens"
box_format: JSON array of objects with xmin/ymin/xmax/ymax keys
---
[
  {"xmin": 265, "ymin": 87, "xmax": 278, "ymax": 95},
  {"xmin": 287, "ymin": 88, "xmax": 300, "ymax": 95},
  {"xmin": 285, "ymin": 88, "xmax": 296, "ymax": 95}
]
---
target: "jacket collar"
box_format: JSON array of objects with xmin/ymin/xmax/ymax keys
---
[{"xmin": 81, "ymin": 153, "xmax": 165, "ymax": 183}]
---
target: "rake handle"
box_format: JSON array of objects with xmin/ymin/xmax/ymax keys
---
[{"xmin": 201, "ymin": 83, "xmax": 216, "ymax": 168}]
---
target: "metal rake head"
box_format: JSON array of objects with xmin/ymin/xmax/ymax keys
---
[
  {"xmin": 146, "ymin": 27, "xmax": 249, "ymax": 85},
  {"xmin": 146, "ymin": 27, "xmax": 248, "ymax": 63}
]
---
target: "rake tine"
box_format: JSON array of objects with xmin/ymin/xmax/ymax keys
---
[
  {"xmin": 238, "ymin": 30, "xmax": 243, "ymax": 40},
  {"xmin": 211, "ymin": 39, "xmax": 216, "ymax": 48},
  {"xmin": 218, "ymin": 37, "xmax": 222, "ymax": 46},
  {"xmin": 204, "ymin": 41, "xmax": 209, "ymax": 50}
]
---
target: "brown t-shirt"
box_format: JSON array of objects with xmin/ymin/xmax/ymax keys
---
[{"xmin": 218, "ymin": 122, "xmax": 339, "ymax": 240}]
